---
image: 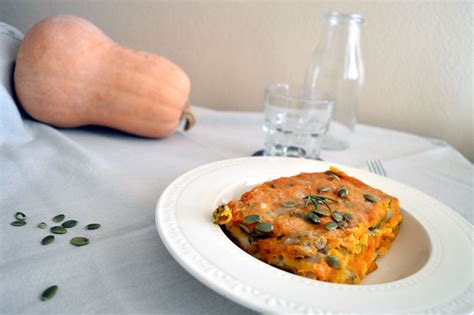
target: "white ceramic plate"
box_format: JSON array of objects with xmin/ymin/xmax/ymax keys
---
[{"xmin": 156, "ymin": 157, "xmax": 473, "ymax": 314}]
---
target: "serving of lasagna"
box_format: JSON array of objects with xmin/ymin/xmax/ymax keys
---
[{"xmin": 213, "ymin": 167, "xmax": 402, "ymax": 284}]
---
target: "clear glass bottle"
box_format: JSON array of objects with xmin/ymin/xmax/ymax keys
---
[{"xmin": 303, "ymin": 11, "xmax": 364, "ymax": 150}]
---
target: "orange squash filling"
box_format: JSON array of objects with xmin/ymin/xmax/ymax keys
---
[{"xmin": 213, "ymin": 167, "xmax": 402, "ymax": 284}]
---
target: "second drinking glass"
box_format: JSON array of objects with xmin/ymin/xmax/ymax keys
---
[{"xmin": 263, "ymin": 83, "xmax": 334, "ymax": 160}]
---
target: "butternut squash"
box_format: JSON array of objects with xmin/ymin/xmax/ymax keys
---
[{"xmin": 14, "ymin": 15, "xmax": 194, "ymax": 138}]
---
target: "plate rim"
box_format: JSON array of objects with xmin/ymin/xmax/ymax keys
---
[{"xmin": 156, "ymin": 157, "xmax": 473, "ymax": 314}]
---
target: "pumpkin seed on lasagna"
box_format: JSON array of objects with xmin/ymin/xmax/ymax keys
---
[{"xmin": 213, "ymin": 166, "xmax": 402, "ymax": 284}]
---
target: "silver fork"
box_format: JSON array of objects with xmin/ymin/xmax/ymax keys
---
[{"xmin": 367, "ymin": 159, "xmax": 388, "ymax": 177}]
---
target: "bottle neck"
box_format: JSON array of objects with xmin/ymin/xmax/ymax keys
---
[
  {"xmin": 319, "ymin": 13, "xmax": 362, "ymax": 50},
  {"xmin": 303, "ymin": 12, "xmax": 364, "ymax": 97}
]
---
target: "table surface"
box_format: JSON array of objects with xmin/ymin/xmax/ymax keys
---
[{"xmin": 1, "ymin": 23, "xmax": 473, "ymax": 314}]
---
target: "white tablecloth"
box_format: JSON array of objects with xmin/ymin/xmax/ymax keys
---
[{"xmin": 1, "ymin": 23, "xmax": 472, "ymax": 314}]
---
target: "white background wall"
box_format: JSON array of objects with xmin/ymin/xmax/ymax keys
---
[{"xmin": 1, "ymin": 0, "xmax": 472, "ymax": 160}]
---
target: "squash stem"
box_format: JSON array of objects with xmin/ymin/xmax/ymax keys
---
[{"xmin": 182, "ymin": 102, "xmax": 196, "ymax": 131}]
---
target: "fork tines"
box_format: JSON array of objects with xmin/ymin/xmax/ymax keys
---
[{"xmin": 367, "ymin": 159, "xmax": 388, "ymax": 177}]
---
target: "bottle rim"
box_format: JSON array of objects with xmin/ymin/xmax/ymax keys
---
[{"xmin": 325, "ymin": 11, "xmax": 364, "ymax": 24}]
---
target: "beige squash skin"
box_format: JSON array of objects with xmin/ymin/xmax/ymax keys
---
[{"xmin": 14, "ymin": 15, "xmax": 191, "ymax": 138}]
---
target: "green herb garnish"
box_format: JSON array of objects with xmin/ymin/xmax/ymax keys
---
[{"xmin": 303, "ymin": 195, "xmax": 338, "ymax": 212}]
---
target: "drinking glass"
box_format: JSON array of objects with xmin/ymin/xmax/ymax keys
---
[{"xmin": 263, "ymin": 83, "xmax": 334, "ymax": 160}]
